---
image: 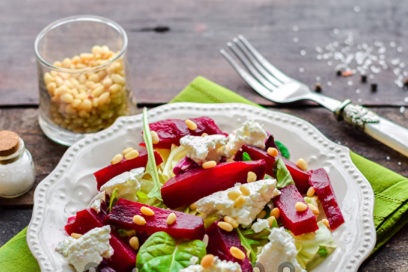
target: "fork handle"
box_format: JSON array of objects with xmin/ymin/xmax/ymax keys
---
[{"xmin": 336, "ymin": 100, "xmax": 408, "ymax": 157}]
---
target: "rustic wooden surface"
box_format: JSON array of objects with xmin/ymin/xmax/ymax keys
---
[{"xmin": 0, "ymin": 0, "xmax": 407, "ymax": 271}]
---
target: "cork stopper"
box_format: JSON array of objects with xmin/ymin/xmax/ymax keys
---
[{"xmin": 0, "ymin": 130, "xmax": 20, "ymax": 156}]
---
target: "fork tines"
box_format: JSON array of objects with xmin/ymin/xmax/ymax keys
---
[{"xmin": 220, "ymin": 35, "xmax": 291, "ymax": 94}]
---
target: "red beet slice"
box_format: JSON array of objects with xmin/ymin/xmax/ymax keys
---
[
  {"xmin": 308, "ymin": 168, "xmax": 345, "ymax": 230},
  {"xmin": 106, "ymin": 198, "xmax": 205, "ymax": 240},
  {"xmin": 283, "ymin": 158, "xmax": 310, "ymax": 194},
  {"xmin": 93, "ymin": 150, "xmax": 163, "ymax": 190},
  {"xmin": 149, "ymin": 116, "xmax": 227, "ymax": 149},
  {"xmin": 206, "ymin": 222, "xmax": 252, "ymax": 272},
  {"xmin": 273, "ymin": 184, "xmax": 318, "ymax": 235},
  {"xmin": 161, "ymin": 160, "xmax": 267, "ymax": 209},
  {"xmin": 64, "ymin": 208, "xmax": 136, "ymax": 272}
]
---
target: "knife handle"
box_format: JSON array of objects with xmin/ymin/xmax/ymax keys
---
[{"xmin": 336, "ymin": 100, "xmax": 408, "ymax": 157}]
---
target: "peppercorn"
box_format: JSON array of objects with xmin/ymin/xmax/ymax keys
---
[
  {"xmin": 370, "ymin": 83, "xmax": 378, "ymax": 92},
  {"xmin": 361, "ymin": 74, "xmax": 367, "ymax": 83},
  {"xmin": 314, "ymin": 83, "xmax": 322, "ymax": 93}
]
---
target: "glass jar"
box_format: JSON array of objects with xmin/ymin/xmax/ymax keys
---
[
  {"xmin": 0, "ymin": 131, "xmax": 36, "ymax": 198},
  {"xmin": 34, "ymin": 15, "xmax": 136, "ymax": 146}
]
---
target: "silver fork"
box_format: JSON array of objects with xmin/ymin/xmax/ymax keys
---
[{"xmin": 220, "ymin": 35, "xmax": 408, "ymax": 157}]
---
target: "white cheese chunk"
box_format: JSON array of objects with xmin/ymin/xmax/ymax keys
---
[
  {"xmin": 56, "ymin": 225, "xmax": 113, "ymax": 272},
  {"xmin": 251, "ymin": 218, "xmax": 270, "ymax": 233},
  {"xmin": 223, "ymin": 120, "xmax": 268, "ymax": 158},
  {"xmin": 180, "ymin": 256, "xmax": 242, "ymax": 272},
  {"xmin": 100, "ymin": 167, "xmax": 144, "ymax": 200},
  {"xmin": 195, "ymin": 179, "xmax": 280, "ymax": 227},
  {"xmin": 180, "ymin": 134, "xmax": 227, "ymax": 164},
  {"xmin": 256, "ymin": 227, "xmax": 306, "ymax": 272}
]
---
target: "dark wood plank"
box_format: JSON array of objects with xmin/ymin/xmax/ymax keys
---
[{"xmin": 0, "ymin": 0, "xmax": 407, "ymax": 106}]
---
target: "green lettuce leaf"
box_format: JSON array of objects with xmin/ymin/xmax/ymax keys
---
[
  {"xmin": 294, "ymin": 221, "xmax": 337, "ymax": 270},
  {"xmin": 142, "ymin": 108, "xmax": 162, "ymax": 201},
  {"xmin": 275, "ymin": 157, "xmax": 295, "ymax": 188},
  {"xmin": 237, "ymin": 227, "xmax": 270, "ymax": 265},
  {"xmin": 136, "ymin": 231, "xmax": 206, "ymax": 272}
]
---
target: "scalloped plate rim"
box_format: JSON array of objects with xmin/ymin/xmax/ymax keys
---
[{"xmin": 27, "ymin": 102, "xmax": 376, "ymax": 272}]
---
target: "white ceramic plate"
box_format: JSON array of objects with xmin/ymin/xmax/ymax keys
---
[{"xmin": 27, "ymin": 103, "xmax": 376, "ymax": 272}]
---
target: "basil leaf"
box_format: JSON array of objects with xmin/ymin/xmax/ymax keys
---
[
  {"xmin": 275, "ymin": 158, "xmax": 295, "ymax": 189},
  {"xmin": 142, "ymin": 108, "xmax": 162, "ymax": 201},
  {"xmin": 136, "ymin": 232, "xmax": 206, "ymax": 272}
]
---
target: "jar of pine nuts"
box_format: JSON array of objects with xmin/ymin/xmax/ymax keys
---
[{"xmin": 34, "ymin": 15, "xmax": 136, "ymax": 146}]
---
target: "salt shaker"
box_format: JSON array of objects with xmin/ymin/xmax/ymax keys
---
[{"xmin": 0, "ymin": 130, "xmax": 36, "ymax": 198}]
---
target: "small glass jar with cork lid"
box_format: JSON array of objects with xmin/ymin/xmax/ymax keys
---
[{"xmin": 0, "ymin": 130, "xmax": 36, "ymax": 198}]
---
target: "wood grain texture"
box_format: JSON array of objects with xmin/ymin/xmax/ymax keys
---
[{"xmin": 0, "ymin": 0, "xmax": 407, "ymax": 106}]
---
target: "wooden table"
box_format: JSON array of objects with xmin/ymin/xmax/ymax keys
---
[{"xmin": 1, "ymin": 0, "xmax": 407, "ymax": 271}]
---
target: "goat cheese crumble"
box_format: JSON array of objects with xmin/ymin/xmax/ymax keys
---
[
  {"xmin": 195, "ymin": 179, "xmax": 280, "ymax": 227},
  {"xmin": 180, "ymin": 134, "xmax": 227, "ymax": 164},
  {"xmin": 180, "ymin": 256, "xmax": 242, "ymax": 272},
  {"xmin": 56, "ymin": 225, "xmax": 113, "ymax": 272}
]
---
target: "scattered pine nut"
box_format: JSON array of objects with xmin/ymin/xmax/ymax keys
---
[
  {"xmin": 306, "ymin": 186, "xmax": 315, "ymax": 197},
  {"xmin": 217, "ymin": 221, "xmax": 234, "ymax": 232},
  {"xmin": 129, "ymin": 236, "xmax": 140, "ymax": 250},
  {"xmin": 233, "ymin": 196, "xmax": 246, "ymax": 208},
  {"xmin": 166, "ymin": 212, "xmax": 177, "ymax": 225},
  {"xmin": 239, "ymin": 185, "xmax": 251, "ymax": 196},
  {"xmin": 308, "ymin": 203, "xmax": 320, "ymax": 216},
  {"xmin": 267, "ymin": 216, "xmax": 277, "ymax": 227},
  {"xmin": 124, "ymin": 149, "xmax": 139, "ymax": 160},
  {"xmin": 185, "ymin": 119, "xmax": 198, "ymax": 131},
  {"xmin": 296, "ymin": 158, "xmax": 308, "ymax": 171},
  {"xmin": 202, "ymin": 160, "xmax": 217, "ymax": 169},
  {"xmin": 140, "ymin": 206, "xmax": 155, "ymax": 217},
  {"xmin": 246, "ymin": 171, "xmax": 257, "ymax": 182},
  {"xmin": 201, "ymin": 132, "xmax": 208, "ymax": 137},
  {"xmin": 110, "ymin": 153, "xmax": 123, "ymax": 165},
  {"xmin": 341, "ymin": 70, "xmax": 354, "ymax": 77},
  {"xmin": 271, "ymin": 207, "xmax": 280, "ymax": 219},
  {"xmin": 295, "ymin": 201, "xmax": 308, "ymax": 212},
  {"xmin": 322, "ymin": 219, "xmax": 330, "ymax": 228},
  {"xmin": 150, "ymin": 131, "xmax": 160, "ymax": 144},
  {"xmin": 227, "ymin": 190, "xmax": 241, "ymax": 200},
  {"xmin": 230, "ymin": 246, "xmax": 246, "ymax": 260},
  {"xmin": 122, "ymin": 147, "xmax": 134, "ymax": 155},
  {"xmin": 70, "ymin": 233, "xmax": 82, "ymax": 239},
  {"xmin": 223, "ymin": 216, "xmax": 239, "ymax": 228},
  {"xmin": 201, "ymin": 254, "xmax": 215, "ymax": 268},
  {"xmin": 132, "ymin": 215, "xmax": 146, "ymax": 226},
  {"xmin": 267, "ymin": 147, "xmax": 279, "ymax": 157},
  {"xmin": 190, "ymin": 202, "xmax": 197, "ymax": 210}
]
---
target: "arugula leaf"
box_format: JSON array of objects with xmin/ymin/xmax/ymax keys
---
[
  {"xmin": 237, "ymin": 227, "xmax": 270, "ymax": 265},
  {"xmin": 242, "ymin": 151, "xmax": 252, "ymax": 161},
  {"xmin": 108, "ymin": 188, "xmax": 119, "ymax": 211},
  {"xmin": 136, "ymin": 231, "xmax": 206, "ymax": 272},
  {"xmin": 275, "ymin": 158, "xmax": 295, "ymax": 189},
  {"xmin": 142, "ymin": 108, "xmax": 162, "ymax": 201},
  {"xmin": 275, "ymin": 140, "xmax": 290, "ymax": 159}
]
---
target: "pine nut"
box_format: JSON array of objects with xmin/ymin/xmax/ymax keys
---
[
  {"xmin": 233, "ymin": 196, "xmax": 246, "ymax": 208},
  {"xmin": 122, "ymin": 147, "xmax": 134, "ymax": 155},
  {"xmin": 271, "ymin": 207, "xmax": 280, "ymax": 219},
  {"xmin": 140, "ymin": 206, "xmax": 155, "ymax": 217},
  {"xmin": 246, "ymin": 171, "xmax": 257, "ymax": 182},
  {"xmin": 217, "ymin": 221, "xmax": 234, "ymax": 232},
  {"xmin": 223, "ymin": 216, "xmax": 239, "ymax": 228},
  {"xmin": 239, "ymin": 185, "xmax": 250, "ymax": 196},
  {"xmin": 227, "ymin": 190, "xmax": 241, "ymax": 201},
  {"xmin": 202, "ymin": 160, "xmax": 217, "ymax": 169},
  {"xmin": 306, "ymin": 186, "xmax": 315, "ymax": 197},
  {"xmin": 166, "ymin": 212, "xmax": 177, "ymax": 225},
  {"xmin": 185, "ymin": 119, "xmax": 198, "ymax": 130},
  {"xmin": 295, "ymin": 201, "xmax": 308, "ymax": 212},
  {"xmin": 151, "ymin": 131, "xmax": 160, "ymax": 144},
  {"xmin": 267, "ymin": 216, "xmax": 276, "ymax": 227},
  {"xmin": 267, "ymin": 147, "xmax": 279, "ymax": 157},
  {"xmin": 129, "ymin": 236, "xmax": 139, "ymax": 250},
  {"xmin": 70, "ymin": 233, "xmax": 82, "ymax": 239},
  {"xmin": 230, "ymin": 246, "xmax": 246, "ymax": 260},
  {"xmin": 296, "ymin": 158, "xmax": 308, "ymax": 171},
  {"xmin": 308, "ymin": 203, "xmax": 320, "ymax": 216},
  {"xmin": 200, "ymin": 254, "xmax": 215, "ymax": 268},
  {"xmin": 132, "ymin": 215, "xmax": 146, "ymax": 226},
  {"xmin": 124, "ymin": 149, "xmax": 139, "ymax": 160},
  {"xmin": 111, "ymin": 153, "xmax": 123, "ymax": 164},
  {"xmin": 322, "ymin": 219, "xmax": 330, "ymax": 228}
]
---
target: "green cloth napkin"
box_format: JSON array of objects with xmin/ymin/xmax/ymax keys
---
[{"xmin": 1, "ymin": 76, "xmax": 408, "ymax": 271}]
